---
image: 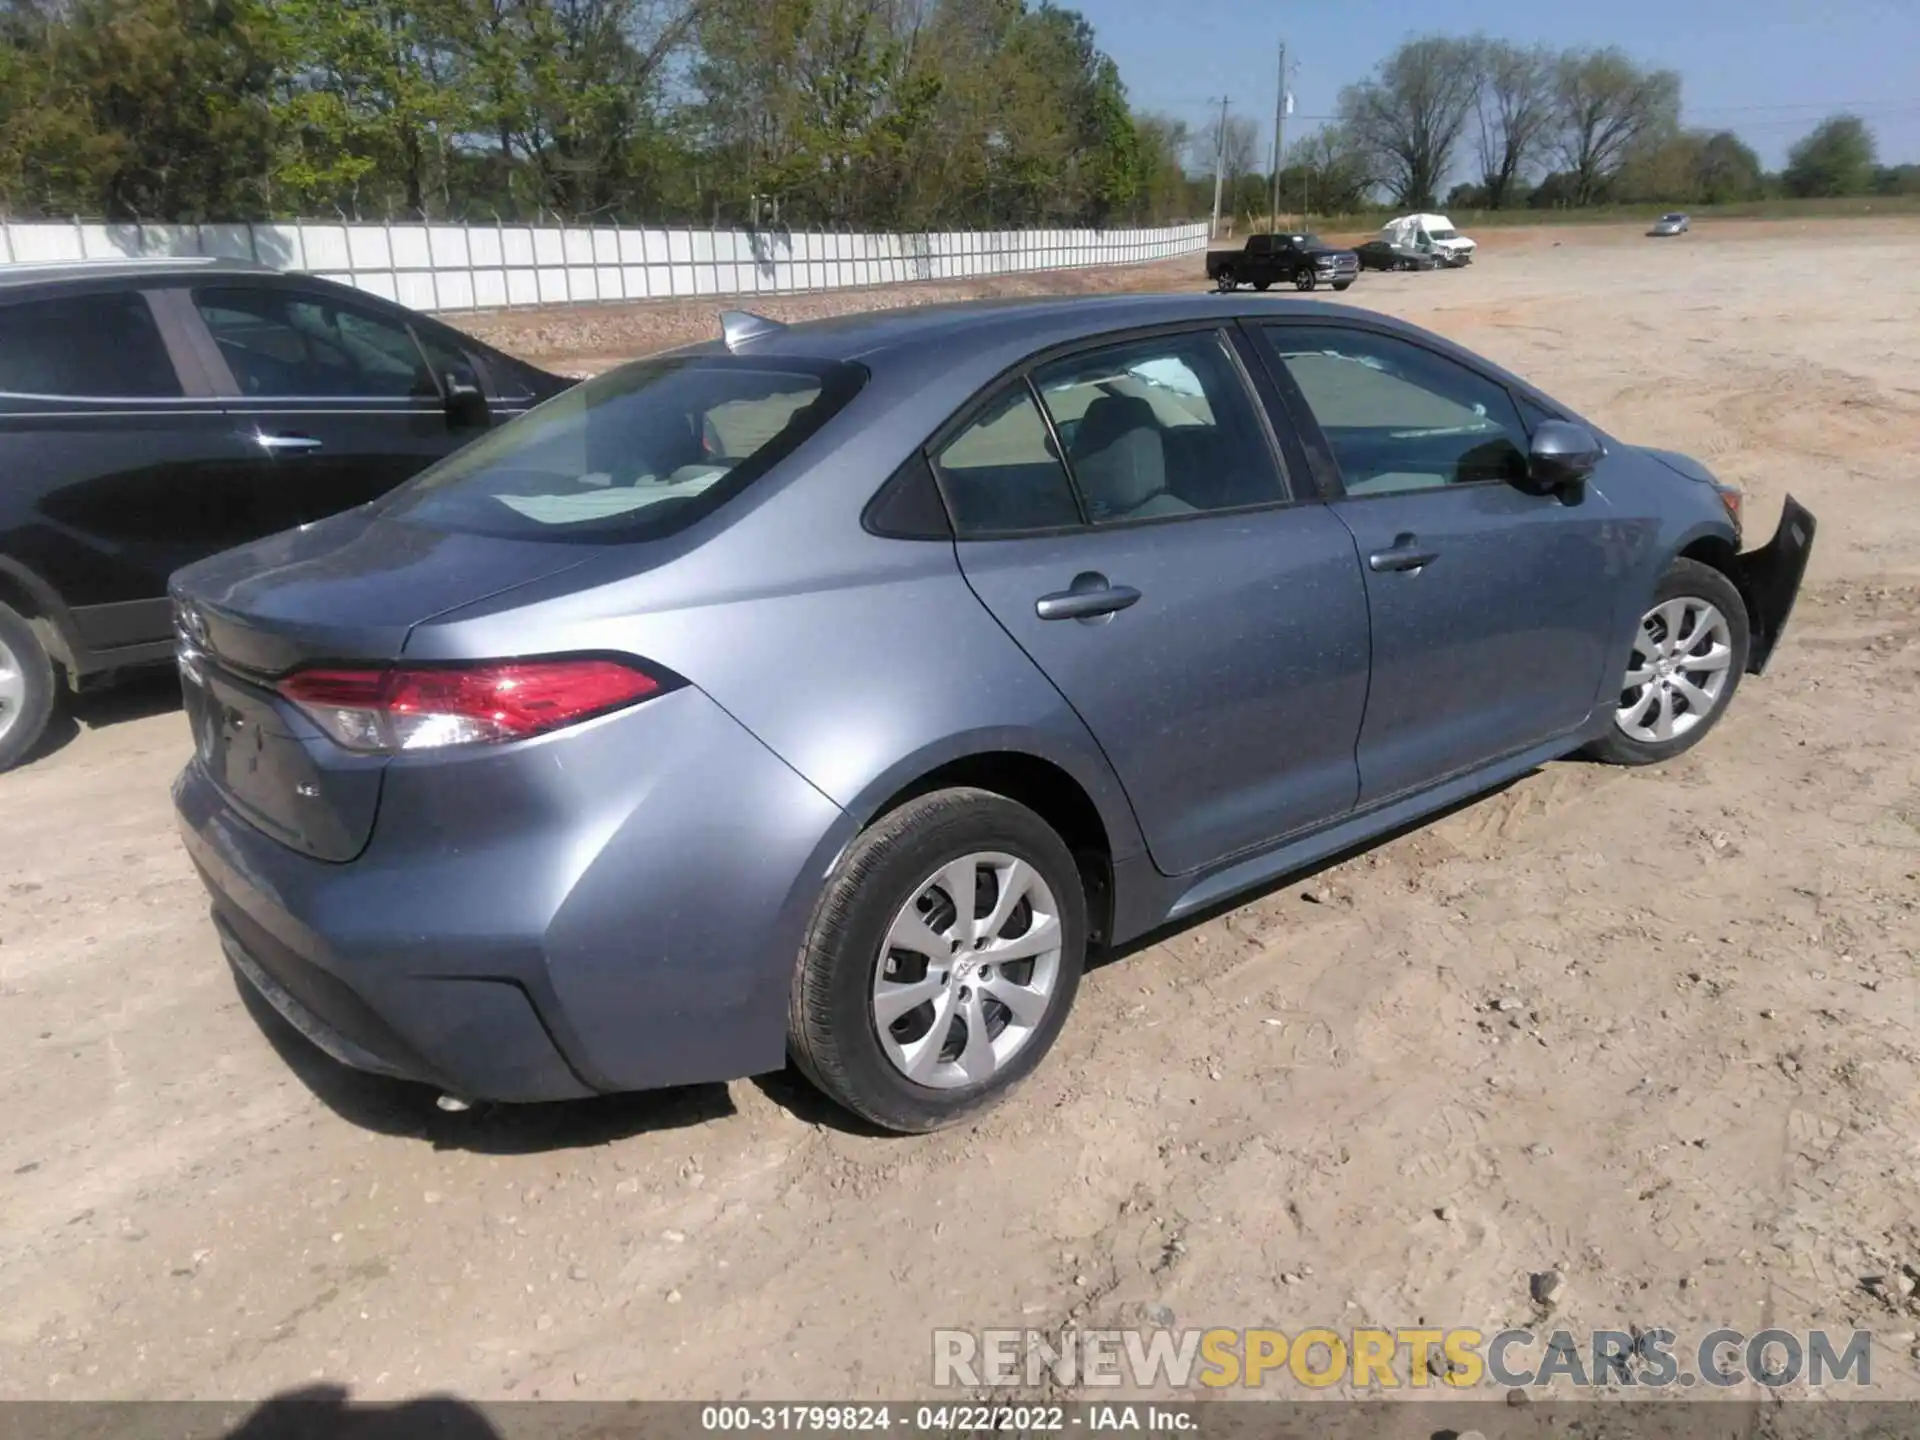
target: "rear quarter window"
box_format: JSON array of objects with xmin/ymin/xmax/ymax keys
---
[
  {"xmin": 0, "ymin": 290, "xmax": 182, "ymax": 398},
  {"xmin": 382, "ymin": 356, "xmax": 865, "ymax": 541}
]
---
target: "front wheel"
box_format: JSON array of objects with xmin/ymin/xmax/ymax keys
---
[
  {"xmin": 1585, "ymin": 559, "xmax": 1749, "ymax": 766},
  {"xmin": 1294, "ymin": 270, "xmax": 1317, "ymax": 292},
  {"xmin": 788, "ymin": 788, "xmax": 1088, "ymax": 1133},
  {"xmin": 0, "ymin": 601, "xmax": 56, "ymax": 772}
]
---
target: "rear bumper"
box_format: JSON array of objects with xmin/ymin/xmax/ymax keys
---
[
  {"xmin": 175, "ymin": 685, "xmax": 848, "ymax": 1102},
  {"xmin": 1734, "ymin": 494, "xmax": 1817, "ymax": 676}
]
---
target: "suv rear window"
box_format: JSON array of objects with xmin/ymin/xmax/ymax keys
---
[
  {"xmin": 0, "ymin": 291, "xmax": 182, "ymax": 398},
  {"xmin": 382, "ymin": 355, "xmax": 865, "ymax": 541}
]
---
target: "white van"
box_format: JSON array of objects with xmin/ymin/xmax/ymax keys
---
[{"xmin": 1381, "ymin": 213, "xmax": 1477, "ymax": 265}]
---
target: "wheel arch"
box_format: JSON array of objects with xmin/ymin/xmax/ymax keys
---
[
  {"xmin": 837, "ymin": 741, "xmax": 1133, "ymax": 950},
  {"xmin": 1675, "ymin": 527, "xmax": 1763, "ymax": 657},
  {"xmin": 0, "ymin": 557, "xmax": 78, "ymax": 675}
]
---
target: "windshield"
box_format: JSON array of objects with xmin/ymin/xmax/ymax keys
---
[
  {"xmin": 380, "ymin": 355, "xmax": 865, "ymax": 541},
  {"xmin": 1292, "ymin": 234, "xmax": 1325, "ymax": 247},
  {"xmin": 1428, "ymin": 227, "xmax": 1459, "ymax": 241}
]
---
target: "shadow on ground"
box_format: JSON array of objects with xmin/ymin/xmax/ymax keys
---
[
  {"xmin": 220, "ymin": 1386, "xmax": 504, "ymax": 1439},
  {"xmin": 234, "ymin": 972, "xmax": 736, "ymax": 1152},
  {"xmin": 23, "ymin": 668, "xmax": 183, "ymax": 764}
]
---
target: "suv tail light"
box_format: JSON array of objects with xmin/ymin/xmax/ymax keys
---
[{"xmin": 280, "ymin": 658, "xmax": 666, "ymax": 753}]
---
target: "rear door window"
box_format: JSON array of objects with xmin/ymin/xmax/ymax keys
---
[
  {"xmin": 383, "ymin": 355, "xmax": 864, "ymax": 540},
  {"xmin": 1032, "ymin": 330, "xmax": 1285, "ymax": 521},
  {"xmin": 0, "ymin": 291, "xmax": 182, "ymax": 398},
  {"xmin": 194, "ymin": 286, "xmax": 436, "ymax": 399}
]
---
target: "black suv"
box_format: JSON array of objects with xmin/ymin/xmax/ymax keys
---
[{"xmin": 0, "ymin": 258, "xmax": 568, "ymax": 768}]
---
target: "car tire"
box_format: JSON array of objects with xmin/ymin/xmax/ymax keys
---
[
  {"xmin": 788, "ymin": 787, "xmax": 1088, "ymax": 1134},
  {"xmin": 0, "ymin": 600, "xmax": 56, "ymax": 772},
  {"xmin": 1295, "ymin": 270, "xmax": 1317, "ymax": 292},
  {"xmin": 1215, "ymin": 268, "xmax": 1236, "ymax": 292},
  {"xmin": 1585, "ymin": 559, "xmax": 1749, "ymax": 767}
]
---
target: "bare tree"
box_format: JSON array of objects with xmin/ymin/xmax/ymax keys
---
[
  {"xmin": 1193, "ymin": 111, "xmax": 1259, "ymax": 188},
  {"xmin": 1288, "ymin": 124, "xmax": 1374, "ymax": 215},
  {"xmin": 1337, "ymin": 36, "xmax": 1480, "ymax": 209},
  {"xmin": 1472, "ymin": 39, "xmax": 1552, "ymax": 208},
  {"xmin": 1553, "ymin": 47, "xmax": 1681, "ymax": 206}
]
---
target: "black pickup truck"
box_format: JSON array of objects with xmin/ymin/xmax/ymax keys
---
[{"xmin": 1205, "ymin": 232, "xmax": 1359, "ymax": 293}]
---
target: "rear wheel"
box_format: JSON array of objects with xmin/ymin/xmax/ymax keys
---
[
  {"xmin": 789, "ymin": 788, "xmax": 1087, "ymax": 1133},
  {"xmin": 1215, "ymin": 268, "xmax": 1236, "ymax": 292},
  {"xmin": 1586, "ymin": 559, "xmax": 1748, "ymax": 766},
  {"xmin": 0, "ymin": 601, "xmax": 56, "ymax": 772}
]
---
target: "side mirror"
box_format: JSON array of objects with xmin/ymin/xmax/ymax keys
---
[
  {"xmin": 444, "ymin": 368, "xmax": 491, "ymax": 431},
  {"xmin": 1527, "ymin": 419, "xmax": 1602, "ymax": 501}
]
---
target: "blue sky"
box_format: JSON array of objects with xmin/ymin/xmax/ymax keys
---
[{"xmin": 1082, "ymin": 0, "xmax": 1920, "ymax": 174}]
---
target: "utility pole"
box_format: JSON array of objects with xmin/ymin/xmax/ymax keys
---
[
  {"xmin": 1268, "ymin": 39, "xmax": 1288, "ymax": 235},
  {"xmin": 1209, "ymin": 96, "xmax": 1230, "ymax": 240}
]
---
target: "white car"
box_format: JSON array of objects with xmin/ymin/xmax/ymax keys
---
[
  {"xmin": 1650, "ymin": 212, "xmax": 1691, "ymax": 237},
  {"xmin": 1380, "ymin": 213, "xmax": 1477, "ymax": 266}
]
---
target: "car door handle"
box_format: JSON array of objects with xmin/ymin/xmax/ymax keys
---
[
  {"xmin": 1035, "ymin": 583, "xmax": 1141, "ymax": 621},
  {"xmin": 1368, "ymin": 536, "xmax": 1439, "ymax": 573},
  {"xmin": 252, "ymin": 432, "xmax": 324, "ymax": 455}
]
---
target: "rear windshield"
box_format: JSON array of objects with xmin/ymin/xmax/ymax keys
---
[{"xmin": 381, "ymin": 355, "xmax": 865, "ymax": 541}]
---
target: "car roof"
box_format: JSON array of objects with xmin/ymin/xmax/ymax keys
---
[
  {"xmin": 0, "ymin": 256, "xmax": 278, "ymax": 293},
  {"xmin": 698, "ymin": 293, "xmax": 1412, "ymax": 366}
]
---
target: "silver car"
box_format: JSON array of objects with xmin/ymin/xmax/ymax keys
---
[
  {"xmin": 173, "ymin": 296, "xmax": 1813, "ymax": 1132},
  {"xmin": 1651, "ymin": 212, "xmax": 1691, "ymax": 237}
]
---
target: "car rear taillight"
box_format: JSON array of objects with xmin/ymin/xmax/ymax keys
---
[
  {"xmin": 1713, "ymin": 481, "xmax": 1744, "ymax": 539},
  {"xmin": 279, "ymin": 658, "xmax": 665, "ymax": 753}
]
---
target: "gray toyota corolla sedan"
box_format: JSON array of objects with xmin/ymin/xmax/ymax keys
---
[{"xmin": 172, "ymin": 295, "xmax": 1814, "ymax": 1132}]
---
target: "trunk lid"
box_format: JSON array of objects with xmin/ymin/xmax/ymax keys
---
[{"xmin": 172, "ymin": 508, "xmax": 600, "ymax": 861}]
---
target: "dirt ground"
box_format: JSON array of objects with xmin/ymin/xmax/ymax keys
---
[{"xmin": 4, "ymin": 220, "xmax": 1919, "ymax": 1406}]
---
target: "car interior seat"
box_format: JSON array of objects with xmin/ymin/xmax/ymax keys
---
[{"xmin": 1068, "ymin": 394, "xmax": 1194, "ymax": 522}]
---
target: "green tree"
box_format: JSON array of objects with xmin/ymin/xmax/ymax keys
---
[
  {"xmin": 1552, "ymin": 47, "xmax": 1681, "ymax": 206},
  {"xmin": 271, "ymin": 0, "xmax": 472, "ymax": 217},
  {"xmin": 22, "ymin": 0, "xmax": 286, "ymax": 220},
  {"xmin": 1128, "ymin": 111, "xmax": 1190, "ymax": 223},
  {"xmin": 1783, "ymin": 114, "xmax": 1877, "ymax": 198},
  {"xmin": 1874, "ymin": 163, "xmax": 1920, "ymax": 197},
  {"xmin": 1694, "ymin": 130, "xmax": 1763, "ymax": 203},
  {"xmin": 0, "ymin": 3, "xmax": 121, "ymax": 214}
]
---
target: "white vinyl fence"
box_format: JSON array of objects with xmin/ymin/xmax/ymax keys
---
[{"xmin": 0, "ymin": 218, "xmax": 1208, "ymax": 313}]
